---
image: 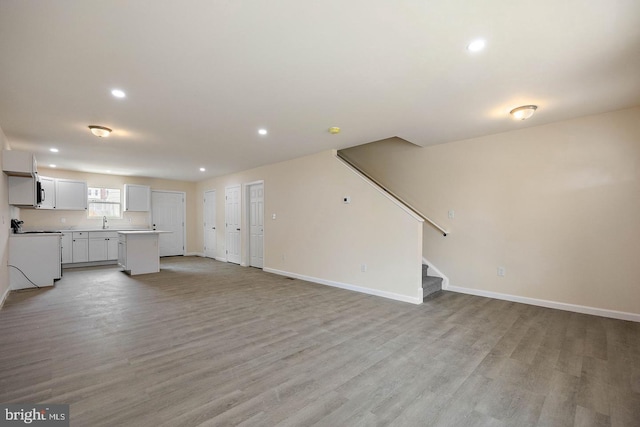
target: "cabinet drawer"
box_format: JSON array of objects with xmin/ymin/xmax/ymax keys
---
[
  {"xmin": 89, "ymin": 231, "xmax": 119, "ymax": 239},
  {"xmin": 72, "ymin": 231, "xmax": 88, "ymax": 239}
]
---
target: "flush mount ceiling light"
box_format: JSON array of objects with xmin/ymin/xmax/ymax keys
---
[
  {"xmin": 111, "ymin": 89, "xmax": 126, "ymax": 98},
  {"xmin": 49, "ymin": 164, "xmax": 57, "ymax": 168},
  {"xmin": 467, "ymin": 39, "xmax": 486, "ymax": 52},
  {"xmin": 328, "ymin": 127, "xmax": 341, "ymax": 134},
  {"xmin": 50, "ymin": 148, "xmax": 59, "ymax": 153},
  {"xmin": 509, "ymin": 105, "xmax": 538, "ymax": 120},
  {"xmin": 88, "ymin": 125, "xmax": 112, "ymax": 137},
  {"xmin": 258, "ymin": 129, "xmax": 268, "ymax": 135},
  {"xmin": 199, "ymin": 167, "xmax": 206, "ymax": 172}
]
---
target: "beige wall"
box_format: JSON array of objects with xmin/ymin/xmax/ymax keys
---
[
  {"xmin": 0, "ymin": 127, "xmax": 12, "ymax": 304},
  {"xmin": 341, "ymin": 107, "xmax": 640, "ymax": 315},
  {"xmin": 19, "ymin": 168, "xmax": 199, "ymax": 253},
  {"xmin": 196, "ymin": 150, "xmax": 424, "ymax": 303}
]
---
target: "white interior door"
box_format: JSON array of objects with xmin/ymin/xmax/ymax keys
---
[
  {"xmin": 249, "ymin": 183, "xmax": 264, "ymax": 268},
  {"xmin": 225, "ymin": 185, "xmax": 241, "ymax": 264},
  {"xmin": 204, "ymin": 190, "xmax": 217, "ymax": 259},
  {"xmin": 151, "ymin": 191, "xmax": 185, "ymax": 257}
]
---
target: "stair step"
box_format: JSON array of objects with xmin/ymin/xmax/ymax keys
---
[
  {"xmin": 422, "ymin": 275, "xmax": 443, "ymax": 299},
  {"xmin": 422, "ymin": 264, "xmax": 429, "ymax": 278}
]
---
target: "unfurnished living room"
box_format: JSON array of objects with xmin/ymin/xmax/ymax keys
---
[{"xmin": 0, "ymin": 1, "xmax": 639, "ymax": 426}]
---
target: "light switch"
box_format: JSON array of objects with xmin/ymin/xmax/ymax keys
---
[{"xmin": 448, "ymin": 210, "xmax": 455, "ymax": 219}]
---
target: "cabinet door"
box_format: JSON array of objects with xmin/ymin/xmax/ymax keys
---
[
  {"xmin": 8, "ymin": 176, "xmax": 37, "ymax": 206},
  {"xmin": 118, "ymin": 238, "xmax": 127, "ymax": 269},
  {"xmin": 107, "ymin": 238, "xmax": 119, "ymax": 260},
  {"xmin": 56, "ymin": 179, "xmax": 88, "ymax": 210},
  {"xmin": 61, "ymin": 233, "xmax": 73, "ymax": 264},
  {"xmin": 72, "ymin": 238, "xmax": 89, "ymax": 263},
  {"xmin": 89, "ymin": 238, "xmax": 108, "ymax": 261},
  {"xmin": 124, "ymin": 184, "xmax": 151, "ymax": 211},
  {"xmin": 38, "ymin": 176, "xmax": 56, "ymax": 209}
]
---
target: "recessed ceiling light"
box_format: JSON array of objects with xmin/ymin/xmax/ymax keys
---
[
  {"xmin": 49, "ymin": 164, "xmax": 57, "ymax": 168},
  {"xmin": 199, "ymin": 167, "xmax": 206, "ymax": 172},
  {"xmin": 88, "ymin": 125, "xmax": 112, "ymax": 137},
  {"xmin": 467, "ymin": 39, "xmax": 486, "ymax": 52},
  {"xmin": 50, "ymin": 148, "xmax": 59, "ymax": 153},
  {"xmin": 510, "ymin": 105, "xmax": 538, "ymax": 120},
  {"xmin": 111, "ymin": 89, "xmax": 126, "ymax": 98},
  {"xmin": 258, "ymin": 129, "xmax": 268, "ymax": 135}
]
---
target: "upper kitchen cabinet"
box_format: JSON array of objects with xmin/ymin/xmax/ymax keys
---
[
  {"xmin": 2, "ymin": 150, "xmax": 37, "ymax": 177},
  {"xmin": 124, "ymin": 184, "xmax": 150, "ymax": 212},
  {"xmin": 55, "ymin": 179, "xmax": 87, "ymax": 210},
  {"xmin": 37, "ymin": 176, "xmax": 56, "ymax": 209}
]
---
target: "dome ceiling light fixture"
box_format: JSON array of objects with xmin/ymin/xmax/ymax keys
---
[
  {"xmin": 88, "ymin": 125, "xmax": 112, "ymax": 137},
  {"xmin": 510, "ymin": 105, "xmax": 538, "ymax": 120}
]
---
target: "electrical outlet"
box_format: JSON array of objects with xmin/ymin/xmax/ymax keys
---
[
  {"xmin": 361, "ymin": 263, "xmax": 367, "ymax": 272},
  {"xmin": 61, "ymin": 218, "xmax": 66, "ymax": 223},
  {"xmin": 497, "ymin": 267, "xmax": 506, "ymax": 277},
  {"xmin": 448, "ymin": 210, "xmax": 455, "ymax": 219},
  {"xmin": 272, "ymin": 213, "xmax": 276, "ymax": 220},
  {"xmin": 282, "ymin": 253, "xmax": 286, "ymax": 261}
]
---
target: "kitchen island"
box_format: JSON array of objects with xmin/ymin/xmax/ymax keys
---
[{"xmin": 118, "ymin": 231, "xmax": 171, "ymax": 275}]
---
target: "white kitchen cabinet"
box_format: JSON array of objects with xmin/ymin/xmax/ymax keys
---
[
  {"xmin": 9, "ymin": 234, "xmax": 61, "ymax": 289},
  {"xmin": 38, "ymin": 176, "xmax": 56, "ymax": 209},
  {"xmin": 124, "ymin": 184, "xmax": 151, "ymax": 212},
  {"xmin": 61, "ymin": 232, "xmax": 73, "ymax": 264},
  {"xmin": 118, "ymin": 231, "xmax": 167, "ymax": 275},
  {"xmin": 8, "ymin": 176, "xmax": 38, "ymax": 206},
  {"xmin": 2, "ymin": 150, "xmax": 37, "ymax": 177},
  {"xmin": 56, "ymin": 179, "xmax": 87, "ymax": 210},
  {"xmin": 71, "ymin": 231, "xmax": 89, "ymax": 263},
  {"xmin": 88, "ymin": 231, "xmax": 119, "ymax": 261}
]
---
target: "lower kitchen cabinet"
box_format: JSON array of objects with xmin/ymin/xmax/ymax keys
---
[
  {"xmin": 61, "ymin": 232, "xmax": 72, "ymax": 264},
  {"xmin": 71, "ymin": 232, "xmax": 89, "ymax": 263},
  {"xmin": 88, "ymin": 231, "xmax": 119, "ymax": 261}
]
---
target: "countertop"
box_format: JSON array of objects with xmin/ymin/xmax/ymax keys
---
[
  {"xmin": 10, "ymin": 232, "xmax": 62, "ymax": 237},
  {"xmin": 118, "ymin": 230, "xmax": 171, "ymax": 235}
]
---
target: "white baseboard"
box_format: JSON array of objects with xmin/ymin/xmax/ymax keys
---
[
  {"xmin": 185, "ymin": 252, "xmax": 204, "ymax": 257},
  {"xmin": 447, "ymin": 285, "xmax": 640, "ymax": 323},
  {"xmin": 264, "ymin": 267, "xmax": 422, "ymax": 305},
  {"xmin": 215, "ymin": 257, "xmax": 228, "ymax": 263},
  {"xmin": 0, "ymin": 286, "xmax": 10, "ymax": 310}
]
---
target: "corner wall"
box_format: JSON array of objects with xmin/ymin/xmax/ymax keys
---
[
  {"xmin": 341, "ymin": 107, "xmax": 640, "ymax": 318},
  {"xmin": 0, "ymin": 127, "xmax": 11, "ymax": 306},
  {"xmin": 196, "ymin": 150, "xmax": 424, "ymax": 303}
]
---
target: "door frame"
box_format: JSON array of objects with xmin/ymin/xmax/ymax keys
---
[
  {"xmin": 151, "ymin": 190, "xmax": 187, "ymax": 256},
  {"xmin": 244, "ymin": 180, "xmax": 265, "ymax": 268},
  {"xmin": 203, "ymin": 189, "xmax": 217, "ymax": 259}
]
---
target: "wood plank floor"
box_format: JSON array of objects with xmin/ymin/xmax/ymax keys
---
[{"xmin": 1, "ymin": 256, "xmax": 639, "ymax": 426}]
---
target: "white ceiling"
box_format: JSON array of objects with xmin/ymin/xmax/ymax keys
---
[{"xmin": 1, "ymin": 1, "xmax": 639, "ymax": 181}]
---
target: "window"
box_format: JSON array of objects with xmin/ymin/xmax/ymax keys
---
[{"xmin": 88, "ymin": 187, "xmax": 122, "ymax": 218}]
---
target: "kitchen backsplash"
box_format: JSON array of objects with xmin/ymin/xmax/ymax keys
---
[{"xmin": 17, "ymin": 209, "xmax": 150, "ymax": 231}]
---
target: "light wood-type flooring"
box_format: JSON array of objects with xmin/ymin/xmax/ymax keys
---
[{"xmin": 1, "ymin": 256, "xmax": 639, "ymax": 426}]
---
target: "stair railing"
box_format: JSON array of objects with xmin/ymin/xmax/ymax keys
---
[{"xmin": 335, "ymin": 151, "xmax": 448, "ymax": 236}]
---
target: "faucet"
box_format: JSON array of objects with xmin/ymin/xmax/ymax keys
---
[{"xmin": 102, "ymin": 216, "xmax": 108, "ymax": 229}]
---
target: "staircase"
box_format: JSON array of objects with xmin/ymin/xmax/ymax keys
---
[{"xmin": 422, "ymin": 264, "xmax": 443, "ymax": 300}]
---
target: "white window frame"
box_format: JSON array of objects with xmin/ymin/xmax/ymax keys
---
[{"xmin": 87, "ymin": 187, "xmax": 123, "ymax": 219}]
